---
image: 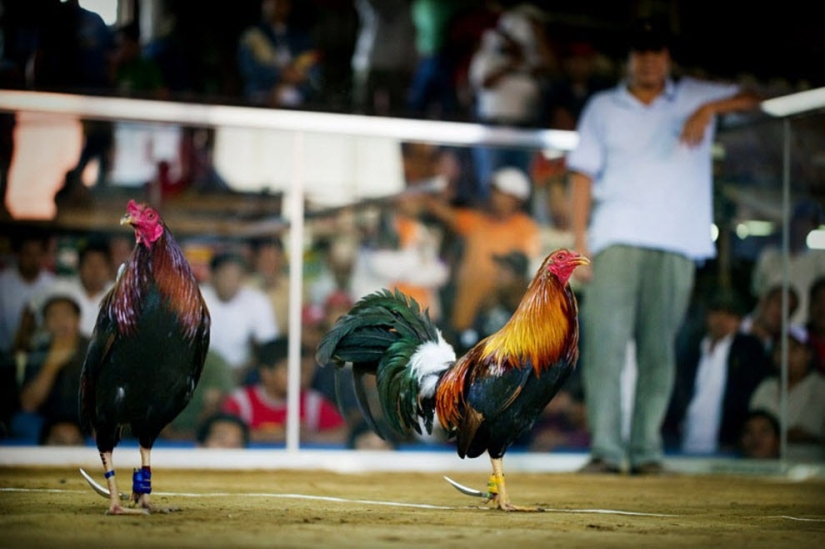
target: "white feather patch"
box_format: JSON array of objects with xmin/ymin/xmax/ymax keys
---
[{"xmin": 409, "ymin": 332, "xmax": 456, "ymax": 398}]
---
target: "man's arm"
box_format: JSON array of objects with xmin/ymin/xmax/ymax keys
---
[
  {"xmin": 569, "ymin": 170, "xmax": 594, "ymax": 282},
  {"xmin": 681, "ymin": 90, "xmax": 762, "ymax": 146},
  {"xmin": 422, "ymin": 194, "xmax": 460, "ymax": 231}
]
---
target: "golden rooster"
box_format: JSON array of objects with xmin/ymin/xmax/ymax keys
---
[{"xmin": 316, "ymin": 249, "xmax": 588, "ymax": 511}]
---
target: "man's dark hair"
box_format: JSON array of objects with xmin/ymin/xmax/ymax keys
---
[
  {"xmin": 196, "ymin": 413, "xmax": 250, "ymax": 447},
  {"xmin": 742, "ymin": 409, "xmax": 780, "ymax": 438},
  {"xmin": 78, "ymin": 236, "xmax": 111, "ymax": 266},
  {"xmin": 628, "ymin": 16, "xmax": 672, "ymax": 53},
  {"xmin": 10, "ymin": 230, "xmax": 48, "ymax": 254},
  {"xmin": 257, "ymin": 337, "xmax": 289, "ymax": 369}
]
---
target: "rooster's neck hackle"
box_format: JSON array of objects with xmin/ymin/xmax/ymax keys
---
[
  {"xmin": 109, "ymin": 229, "xmax": 205, "ymax": 340},
  {"xmin": 481, "ymin": 274, "xmax": 578, "ymax": 375},
  {"xmin": 435, "ymin": 272, "xmax": 579, "ymax": 431}
]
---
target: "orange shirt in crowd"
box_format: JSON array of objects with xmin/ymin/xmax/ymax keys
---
[{"xmin": 450, "ymin": 208, "xmax": 540, "ymax": 332}]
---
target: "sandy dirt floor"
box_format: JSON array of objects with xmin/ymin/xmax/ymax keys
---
[{"xmin": 0, "ymin": 466, "xmax": 823, "ymax": 549}]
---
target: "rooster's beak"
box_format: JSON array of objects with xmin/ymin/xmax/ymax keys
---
[
  {"xmin": 120, "ymin": 213, "xmax": 135, "ymax": 226},
  {"xmin": 572, "ymin": 253, "xmax": 590, "ymax": 266}
]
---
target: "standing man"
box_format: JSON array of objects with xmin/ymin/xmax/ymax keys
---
[{"xmin": 568, "ymin": 18, "xmax": 761, "ymax": 474}]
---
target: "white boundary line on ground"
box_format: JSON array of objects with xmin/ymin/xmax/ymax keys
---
[
  {"xmin": 4, "ymin": 486, "xmax": 825, "ymax": 521},
  {"xmin": 0, "ymin": 486, "xmax": 675, "ymax": 516}
]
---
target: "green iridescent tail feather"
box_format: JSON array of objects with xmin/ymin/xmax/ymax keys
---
[
  {"xmin": 315, "ymin": 288, "xmax": 439, "ymax": 369},
  {"xmin": 377, "ymin": 337, "xmax": 432, "ymax": 435},
  {"xmin": 316, "ymin": 288, "xmax": 449, "ymax": 439}
]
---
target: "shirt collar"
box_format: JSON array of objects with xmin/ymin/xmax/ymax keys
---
[
  {"xmin": 701, "ymin": 331, "xmax": 735, "ymax": 354},
  {"xmin": 617, "ymin": 77, "xmax": 677, "ymax": 106}
]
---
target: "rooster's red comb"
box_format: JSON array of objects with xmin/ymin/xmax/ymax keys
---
[{"xmin": 126, "ymin": 199, "xmax": 143, "ymax": 215}]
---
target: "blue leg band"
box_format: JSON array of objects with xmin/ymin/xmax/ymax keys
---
[
  {"xmin": 104, "ymin": 470, "xmax": 115, "ymax": 479},
  {"xmin": 132, "ymin": 467, "xmax": 152, "ymax": 494}
]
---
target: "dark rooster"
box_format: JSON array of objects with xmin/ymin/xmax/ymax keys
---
[
  {"xmin": 317, "ymin": 249, "xmax": 588, "ymax": 511},
  {"xmin": 79, "ymin": 200, "xmax": 210, "ymax": 515}
]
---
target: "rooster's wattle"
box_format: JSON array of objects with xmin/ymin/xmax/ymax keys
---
[
  {"xmin": 316, "ymin": 249, "xmax": 588, "ymax": 511},
  {"xmin": 79, "ymin": 200, "xmax": 210, "ymax": 515}
]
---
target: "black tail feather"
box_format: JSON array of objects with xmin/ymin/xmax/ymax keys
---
[
  {"xmin": 352, "ymin": 365, "xmax": 392, "ymax": 441},
  {"xmin": 334, "ymin": 365, "xmax": 354, "ymax": 429}
]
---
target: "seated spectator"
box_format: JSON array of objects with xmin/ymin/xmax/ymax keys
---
[
  {"xmin": 196, "ymin": 413, "xmax": 250, "ymax": 449},
  {"xmin": 740, "ymin": 284, "xmax": 799, "ymax": 354},
  {"xmin": 749, "ymin": 325, "xmax": 825, "ymax": 460},
  {"xmin": 422, "ymin": 166, "xmax": 540, "ymax": 348},
  {"xmin": 739, "ymin": 409, "xmax": 780, "ymax": 459},
  {"xmin": 163, "ymin": 350, "xmax": 236, "ymax": 441},
  {"xmin": 0, "ymin": 232, "xmax": 55, "ymax": 357},
  {"xmin": 247, "ymin": 236, "xmax": 290, "ymax": 336},
  {"xmin": 13, "ymin": 294, "xmax": 88, "ymax": 442},
  {"xmin": 110, "ymin": 21, "xmax": 167, "ymax": 98},
  {"xmin": 107, "ymin": 233, "xmax": 133, "ymax": 272},
  {"xmin": 28, "ymin": 237, "xmax": 114, "ymax": 339},
  {"xmin": 221, "ymin": 337, "xmax": 346, "ymax": 445},
  {"xmin": 237, "ymin": 0, "xmax": 321, "ymax": 107},
  {"xmin": 200, "ymin": 251, "xmax": 279, "ymax": 384},
  {"xmin": 751, "ymin": 199, "xmax": 825, "ymax": 325},
  {"xmin": 665, "ymin": 291, "xmax": 770, "ymax": 455},
  {"xmin": 806, "ymin": 276, "xmax": 825, "ymax": 375},
  {"xmin": 39, "ymin": 417, "xmax": 85, "ymax": 446}
]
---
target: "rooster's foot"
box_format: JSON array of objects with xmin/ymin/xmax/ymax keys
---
[
  {"xmin": 133, "ymin": 493, "xmax": 181, "ymax": 514},
  {"xmin": 493, "ymin": 498, "xmax": 544, "ymax": 512},
  {"xmin": 106, "ymin": 502, "xmax": 149, "ymax": 515}
]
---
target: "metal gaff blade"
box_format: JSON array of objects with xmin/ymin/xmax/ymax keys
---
[
  {"xmin": 443, "ymin": 476, "xmax": 488, "ymax": 498},
  {"xmin": 79, "ymin": 468, "xmax": 128, "ymax": 501}
]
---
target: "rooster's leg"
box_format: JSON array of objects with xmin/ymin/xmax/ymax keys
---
[
  {"xmin": 486, "ymin": 457, "xmax": 538, "ymax": 512},
  {"xmin": 132, "ymin": 446, "xmax": 180, "ymax": 513},
  {"xmin": 100, "ymin": 452, "xmax": 147, "ymax": 515}
]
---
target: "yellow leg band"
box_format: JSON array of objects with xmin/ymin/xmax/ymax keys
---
[{"xmin": 487, "ymin": 474, "xmax": 504, "ymax": 495}]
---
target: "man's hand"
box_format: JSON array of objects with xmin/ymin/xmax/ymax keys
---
[
  {"xmin": 43, "ymin": 336, "xmax": 79, "ymax": 372},
  {"xmin": 680, "ymin": 104, "xmax": 714, "ymax": 147}
]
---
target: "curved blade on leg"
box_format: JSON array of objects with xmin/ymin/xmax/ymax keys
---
[
  {"xmin": 443, "ymin": 476, "xmax": 488, "ymax": 498},
  {"xmin": 79, "ymin": 468, "xmax": 128, "ymax": 501}
]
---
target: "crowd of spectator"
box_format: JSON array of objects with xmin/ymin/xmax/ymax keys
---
[
  {"xmin": 1, "ymin": 175, "xmax": 822, "ymax": 460},
  {"xmin": 4, "ymin": 0, "xmax": 811, "ymax": 123}
]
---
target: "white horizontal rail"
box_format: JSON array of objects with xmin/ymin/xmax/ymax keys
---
[
  {"xmin": 761, "ymin": 86, "xmax": 825, "ymax": 117},
  {"xmin": 0, "ymin": 90, "xmax": 578, "ymax": 151},
  {"xmin": 1, "ymin": 447, "xmax": 822, "ymax": 479}
]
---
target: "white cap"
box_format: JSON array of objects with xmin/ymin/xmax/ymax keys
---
[
  {"xmin": 498, "ymin": 5, "xmax": 548, "ymax": 45},
  {"xmin": 491, "ymin": 167, "xmax": 531, "ymax": 200}
]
